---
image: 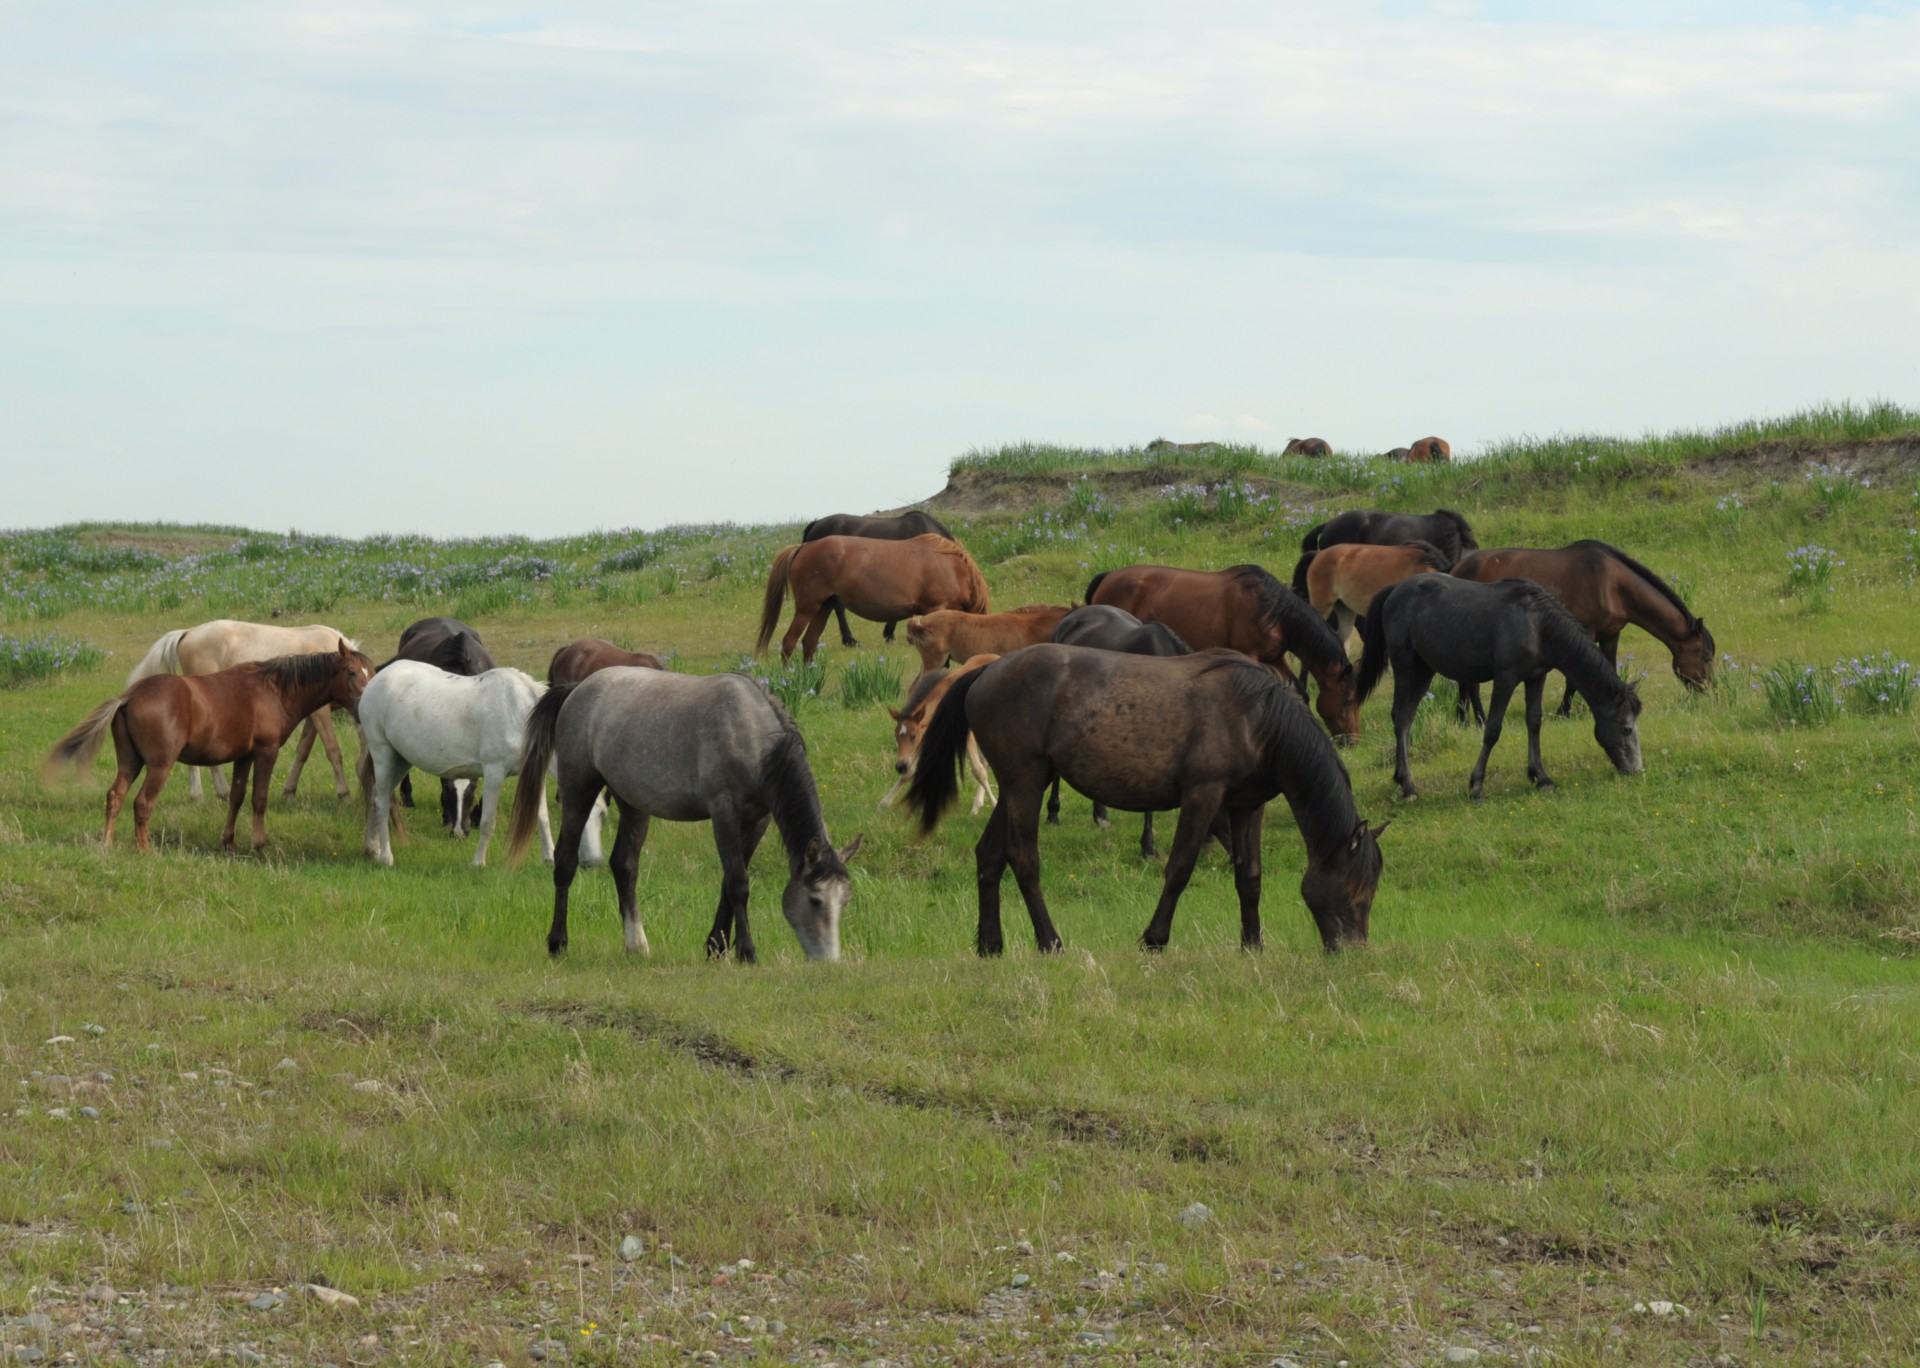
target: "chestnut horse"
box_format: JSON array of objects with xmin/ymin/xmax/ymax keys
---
[
  {"xmin": 758, "ymin": 534, "xmax": 989, "ymax": 665},
  {"xmin": 1450, "ymin": 540, "xmax": 1715, "ymax": 714},
  {"xmin": 802, "ymin": 510, "xmax": 954, "ymax": 646},
  {"xmin": 1283, "ymin": 437, "xmax": 1332, "ymax": 458},
  {"xmin": 904, "ymin": 604, "xmax": 1072, "ymax": 673},
  {"xmin": 1300, "ymin": 541, "xmax": 1452, "ymax": 650},
  {"xmin": 548, "ymin": 639, "xmax": 667, "ymax": 687},
  {"xmin": 1406, "ymin": 436, "xmax": 1451, "ymax": 462},
  {"xmin": 880, "ymin": 655, "xmax": 999, "ymax": 814},
  {"xmin": 1086, "ymin": 564, "xmax": 1360, "ymax": 741},
  {"xmin": 45, "ymin": 641, "xmax": 375, "ymax": 852},
  {"xmin": 1295, "ymin": 508, "xmax": 1478, "ymax": 588}
]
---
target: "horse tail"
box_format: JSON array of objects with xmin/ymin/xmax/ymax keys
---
[
  {"xmin": 1436, "ymin": 508, "xmax": 1477, "ymax": 555},
  {"xmin": 356, "ymin": 743, "xmax": 376, "ymax": 816},
  {"xmin": 507, "ymin": 683, "xmax": 574, "ymax": 867},
  {"xmin": 964, "ymin": 551, "xmax": 991, "ymax": 613},
  {"xmin": 1299, "ymin": 519, "xmax": 1328, "ymax": 556},
  {"xmin": 1290, "ymin": 550, "xmax": 1316, "ymax": 598},
  {"xmin": 125, "ymin": 628, "xmax": 186, "ymax": 686},
  {"xmin": 1407, "ymin": 539, "xmax": 1450, "ymax": 573},
  {"xmin": 1084, "ymin": 570, "xmax": 1109, "ymax": 603},
  {"xmin": 904, "ymin": 665, "xmax": 986, "ymax": 834},
  {"xmin": 755, "ymin": 544, "xmax": 802, "ymax": 656},
  {"xmin": 1355, "ymin": 581, "xmax": 1401, "ymax": 704},
  {"xmin": 44, "ymin": 695, "xmax": 128, "ymax": 779}
]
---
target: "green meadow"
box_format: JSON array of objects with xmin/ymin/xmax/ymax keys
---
[{"xmin": 3, "ymin": 404, "xmax": 1918, "ymax": 1366}]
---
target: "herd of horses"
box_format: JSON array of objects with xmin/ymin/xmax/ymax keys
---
[{"xmin": 42, "ymin": 493, "xmax": 1715, "ymax": 965}]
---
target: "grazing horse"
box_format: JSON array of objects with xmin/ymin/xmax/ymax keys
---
[
  {"xmin": 45, "ymin": 641, "xmax": 374, "ymax": 853},
  {"xmin": 802, "ymin": 511, "xmax": 955, "ymax": 646},
  {"xmin": 357, "ymin": 663, "xmax": 555, "ymax": 868},
  {"xmin": 1283, "ymin": 437, "xmax": 1332, "ymax": 458},
  {"xmin": 758, "ymin": 534, "xmax": 989, "ymax": 665},
  {"xmin": 1086, "ymin": 563, "xmax": 1360, "ymax": 742},
  {"xmin": 1299, "ymin": 541, "xmax": 1452, "ymax": 650},
  {"xmin": 385, "ymin": 617, "xmax": 495, "ymax": 832},
  {"xmin": 880, "ymin": 655, "xmax": 999, "ymax": 815},
  {"xmin": 1293, "ymin": 508, "xmax": 1479, "ymax": 592},
  {"xmin": 507, "ymin": 668, "xmax": 862, "ymax": 962},
  {"xmin": 904, "ymin": 604, "xmax": 1073, "ymax": 673},
  {"xmin": 1406, "ymin": 436, "xmax": 1452, "ymax": 462},
  {"xmin": 1449, "ymin": 541, "xmax": 1715, "ymax": 713},
  {"xmin": 1383, "ymin": 447, "xmax": 1413, "ymax": 461},
  {"xmin": 547, "ymin": 639, "xmax": 667, "ymax": 687},
  {"xmin": 905, "ymin": 646, "xmax": 1387, "ymax": 955},
  {"xmin": 1356, "ymin": 575, "xmax": 1644, "ymax": 801},
  {"xmin": 124, "ymin": 619, "xmax": 363, "ymax": 800}
]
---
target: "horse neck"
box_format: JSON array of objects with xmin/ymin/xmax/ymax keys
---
[
  {"xmin": 1556, "ymin": 634, "xmax": 1627, "ymax": 712},
  {"xmin": 1612, "ymin": 567, "xmax": 1694, "ymax": 647},
  {"xmin": 1262, "ymin": 707, "xmax": 1360, "ymax": 868},
  {"xmin": 269, "ymin": 668, "xmax": 345, "ymax": 727},
  {"xmin": 761, "ymin": 740, "xmax": 832, "ymax": 873}
]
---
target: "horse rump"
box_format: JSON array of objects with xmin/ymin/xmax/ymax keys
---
[{"xmin": 506, "ymin": 683, "xmax": 577, "ymax": 865}]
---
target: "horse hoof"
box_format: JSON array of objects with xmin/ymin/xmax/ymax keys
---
[
  {"xmin": 1093, "ymin": 816, "xmax": 1113, "ymax": 831},
  {"xmin": 1138, "ymin": 938, "xmax": 1168, "ymax": 953},
  {"xmin": 547, "ymin": 939, "xmax": 567, "ymax": 956}
]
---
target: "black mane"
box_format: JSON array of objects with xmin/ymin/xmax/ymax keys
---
[
  {"xmin": 1573, "ymin": 540, "xmax": 1697, "ymax": 626},
  {"xmin": 1227, "ymin": 564, "xmax": 1349, "ymax": 674},
  {"xmin": 757, "ymin": 696, "xmax": 839, "ymax": 871},
  {"xmin": 256, "ymin": 649, "xmax": 357, "ymax": 691}
]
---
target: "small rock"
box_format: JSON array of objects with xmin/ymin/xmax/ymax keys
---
[
  {"xmin": 233, "ymin": 1348, "xmax": 265, "ymax": 1366},
  {"xmin": 1014, "ymin": 1239, "xmax": 1034, "ymax": 1257},
  {"xmin": 247, "ymin": 1292, "xmax": 284, "ymax": 1312},
  {"xmin": 43, "ymin": 1036, "xmax": 75, "ymax": 1046},
  {"xmin": 10, "ymin": 1346, "xmax": 47, "ymax": 1364},
  {"xmin": 147, "ymin": 1137, "xmax": 173, "ymax": 1151},
  {"xmin": 1713, "ymin": 1356, "xmax": 1739, "ymax": 1367},
  {"xmin": 45, "ymin": 1108, "xmax": 70, "ymax": 1121},
  {"xmin": 1009, "ymin": 1272, "xmax": 1030, "ymax": 1288},
  {"xmin": 1076, "ymin": 1331, "xmax": 1110, "ymax": 1345},
  {"xmin": 90, "ymin": 1072, "xmax": 113, "ymax": 1083},
  {"xmin": 528, "ymin": 1340, "xmax": 568, "ymax": 1362},
  {"xmin": 351, "ymin": 1079, "xmax": 382, "ymax": 1094},
  {"xmin": 767, "ymin": 1320, "xmax": 785, "ymax": 1335},
  {"xmin": 83, "ymin": 1024, "xmax": 106, "ymax": 1036},
  {"xmin": 1633, "ymin": 1299, "xmax": 1688, "ymax": 1317},
  {"xmin": 42, "ymin": 1076, "xmax": 72, "ymax": 1090},
  {"xmin": 692, "ymin": 1354, "xmax": 719, "ymax": 1366},
  {"xmin": 739, "ymin": 1315, "xmax": 767, "ymax": 1334},
  {"xmin": 617, "ymin": 1235, "xmax": 645, "ymax": 1262},
  {"xmin": 273, "ymin": 1058, "xmax": 298, "ymax": 1073},
  {"xmin": 84, "ymin": 1284, "xmax": 118, "ymax": 1304},
  {"xmin": 158, "ymin": 1285, "xmax": 195, "ymax": 1298},
  {"xmin": 303, "ymin": 1284, "xmax": 358, "ymax": 1308},
  {"xmin": 1053, "ymin": 1251, "xmax": 1077, "ymax": 1264},
  {"xmin": 1444, "ymin": 1350, "xmax": 1481, "ymax": 1365},
  {"xmin": 78, "ymin": 1106, "xmax": 100, "ymax": 1120},
  {"xmin": 1177, "ymin": 1202, "xmax": 1213, "ymax": 1229},
  {"xmin": 1266, "ymin": 1358, "xmax": 1303, "ymax": 1368}
]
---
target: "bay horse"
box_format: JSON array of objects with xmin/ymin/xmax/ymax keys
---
[
  {"xmin": 1406, "ymin": 436, "xmax": 1452, "ymax": 462},
  {"xmin": 385, "ymin": 617, "xmax": 495, "ymax": 832},
  {"xmin": 758, "ymin": 534, "xmax": 989, "ymax": 665},
  {"xmin": 1293, "ymin": 508, "xmax": 1478, "ymax": 591},
  {"xmin": 905, "ymin": 646, "xmax": 1387, "ymax": 955},
  {"xmin": 905, "ymin": 603, "xmax": 1073, "ymax": 673},
  {"xmin": 1356, "ymin": 575, "xmax": 1644, "ymax": 801},
  {"xmin": 125, "ymin": 619, "xmax": 364, "ymax": 800},
  {"xmin": 1086, "ymin": 563, "xmax": 1360, "ymax": 742},
  {"xmin": 1449, "ymin": 541, "xmax": 1715, "ymax": 713},
  {"xmin": 880, "ymin": 655, "xmax": 999, "ymax": 815},
  {"xmin": 1300, "ymin": 541, "xmax": 1451, "ymax": 650},
  {"xmin": 1283, "ymin": 437, "xmax": 1332, "ymax": 458},
  {"xmin": 357, "ymin": 663, "xmax": 554, "ymax": 868},
  {"xmin": 546, "ymin": 638, "xmax": 669, "ymax": 863},
  {"xmin": 45, "ymin": 641, "xmax": 374, "ymax": 853},
  {"xmin": 802, "ymin": 510, "xmax": 955, "ymax": 646},
  {"xmin": 507, "ymin": 668, "xmax": 862, "ymax": 962}
]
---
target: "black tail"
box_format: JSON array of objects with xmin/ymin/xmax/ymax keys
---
[
  {"xmin": 1291, "ymin": 550, "xmax": 1316, "ymax": 597},
  {"xmin": 506, "ymin": 683, "xmax": 575, "ymax": 865},
  {"xmin": 904, "ymin": 666, "xmax": 987, "ymax": 833},
  {"xmin": 1299, "ymin": 519, "xmax": 1328, "ymax": 556},
  {"xmin": 1084, "ymin": 570, "xmax": 1110, "ymax": 604},
  {"xmin": 1354, "ymin": 581, "xmax": 1403, "ymax": 704}
]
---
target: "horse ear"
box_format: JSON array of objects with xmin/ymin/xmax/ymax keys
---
[
  {"xmin": 804, "ymin": 838, "xmax": 823, "ymax": 867},
  {"xmin": 1369, "ymin": 819, "xmax": 1392, "ymax": 842},
  {"xmin": 837, "ymin": 832, "xmax": 863, "ymax": 864},
  {"xmin": 887, "ymin": 706, "xmax": 904, "ymax": 721},
  {"xmin": 337, "ymin": 637, "xmax": 349, "ymax": 656}
]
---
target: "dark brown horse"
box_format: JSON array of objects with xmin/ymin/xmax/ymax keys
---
[
  {"xmin": 1450, "ymin": 541, "xmax": 1715, "ymax": 713},
  {"xmin": 1406, "ymin": 436, "xmax": 1452, "ymax": 462},
  {"xmin": 1283, "ymin": 437, "xmax": 1332, "ymax": 458},
  {"xmin": 44, "ymin": 641, "xmax": 375, "ymax": 852},
  {"xmin": 387, "ymin": 617, "xmax": 494, "ymax": 829},
  {"xmin": 1086, "ymin": 563, "xmax": 1360, "ymax": 741},
  {"xmin": 758, "ymin": 534, "xmax": 990, "ymax": 664},
  {"xmin": 1300, "ymin": 541, "xmax": 1451, "ymax": 650},
  {"xmin": 905, "ymin": 646, "xmax": 1386, "ymax": 955},
  {"xmin": 802, "ymin": 511, "xmax": 954, "ymax": 646},
  {"xmin": 1293, "ymin": 508, "xmax": 1478, "ymax": 592},
  {"xmin": 547, "ymin": 638, "xmax": 667, "ymax": 687}
]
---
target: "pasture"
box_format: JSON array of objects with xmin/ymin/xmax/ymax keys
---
[{"xmin": 3, "ymin": 406, "xmax": 1919, "ymax": 1366}]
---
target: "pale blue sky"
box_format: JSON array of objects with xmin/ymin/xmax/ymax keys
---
[{"xmin": 3, "ymin": 2, "xmax": 1916, "ymax": 536}]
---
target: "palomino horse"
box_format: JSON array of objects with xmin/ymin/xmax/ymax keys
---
[
  {"xmin": 1356, "ymin": 575, "xmax": 1643, "ymax": 801},
  {"xmin": 1283, "ymin": 437, "xmax": 1332, "ymax": 457},
  {"xmin": 385, "ymin": 617, "xmax": 495, "ymax": 831},
  {"xmin": 45, "ymin": 641, "xmax": 374, "ymax": 853},
  {"xmin": 905, "ymin": 646, "xmax": 1387, "ymax": 955},
  {"xmin": 802, "ymin": 511, "xmax": 955, "ymax": 646},
  {"xmin": 1449, "ymin": 540, "xmax": 1715, "ymax": 713},
  {"xmin": 125, "ymin": 619, "xmax": 363, "ymax": 799},
  {"xmin": 905, "ymin": 603, "xmax": 1072, "ymax": 673},
  {"xmin": 547, "ymin": 639, "xmax": 667, "ymax": 687},
  {"xmin": 1086, "ymin": 563, "xmax": 1360, "ymax": 741},
  {"xmin": 1294, "ymin": 509, "xmax": 1478, "ymax": 591},
  {"xmin": 758, "ymin": 534, "xmax": 989, "ymax": 665},
  {"xmin": 357, "ymin": 663, "xmax": 554, "ymax": 868},
  {"xmin": 508, "ymin": 669, "xmax": 862, "ymax": 962},
  {"xmin": 880, "ymin": 655, "xmax": 999, "ymax": 815},
  {"xmin": 1298, "ymin": 541, "xmax": 1452, "ymax": 650},
  {"xmin": 1406, "ymin": 437, "xmax": 1451, "ymax": 462}
]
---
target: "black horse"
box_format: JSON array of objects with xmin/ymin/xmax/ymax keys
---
[
  {"xmin": 906, "ymin": 645, "xmax": 1386, "ymax": 955},
  {"xmin": 1355, "ymin": 575, "xmax": 1643, "ymax": 801},
  {"xmin": 1292, "ymin": 508, "xmax": 1479, "ymax": 595},
  {"xmin": 381, "ymin": 617, "xmax": 495, "ymax": 831},
  {"xmin": 801, "ymin": 510, "xmax": 955, "ymax": 646}
]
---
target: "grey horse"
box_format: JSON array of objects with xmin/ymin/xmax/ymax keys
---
[{"xmin": 507, "ymin": 668, "xmax": 861, "ymax": 962}]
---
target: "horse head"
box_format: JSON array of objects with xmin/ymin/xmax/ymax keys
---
[
  {"xmin": 887, "ymin": 703, "xmax": 928, "ymax": 775},
  {"xmin": 1311, "ymin": 657, "xmax": 1362, "ymax": 745},
  {"xmin": 1301, "ymin": 819, "xmax": 1388, "ymax": 951},
  {"xmin": 1594, "ymin": 679, "xmax": 1645, "ymax": 775},
  {"xmin": 1675, "ymin": 619, "xmax": 1715, "ymax": 691},
  {"xmin": 782, "ymin": 834, "xmax": 863, "ymax": 961},
  {"xmin": 332, "ymin": 638, "xmax": 376, "ymax": 712}
]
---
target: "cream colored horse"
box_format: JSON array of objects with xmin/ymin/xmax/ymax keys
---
[{"xmin": 126, "ymin": 619, "xmax": 361, "ymax": 799}]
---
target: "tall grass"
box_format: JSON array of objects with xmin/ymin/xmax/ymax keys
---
[{"xmin": 0, "ymin": 631, "xmax": 105, "ymax": 687}]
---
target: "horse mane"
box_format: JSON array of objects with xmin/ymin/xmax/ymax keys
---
[
  {"xmin": 902, "ymin": 667, "xmax": 951, "ymax": 713},
  {"xmin": 1573, "ymin": 540, "xmax": 1698, "ymax": 627},
  {"xmin": 920, "ymin": 536, "xmax": 990, "ymax": 613},
  {"xmin": 1510, "ymin": 580, "xmax": 1636, "ymax": 707},
  {"xmin": 256, "ymin": 649, "xmax": 358, "ymax": 691},
  {"xmin": 1225, "ymin": 564, "xmax": 1347, "ymax": 674},
  {"xmin": 1433, "ymin": 508, "xmax": 1478, "ymax": 554},
  {"xmin": 1204, "ymin": 653, "xmax": 1358, "ymax": 858},
  {"xmin": 756, "ymin": 692, "xmax": 839, "ymax": 871}
]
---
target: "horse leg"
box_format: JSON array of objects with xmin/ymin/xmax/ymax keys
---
[
  {"xmin": 579, "ymin": 790, "xmax": 610, "ymax": 867},
  {"xmin": 704, "ymin": 806, "xmax": 758, "ymax": 963},
  {"xmin": 1391, "ymin": 662, "xmax": 1435, "ymax": 799},
  {"xmin": 1469, "ymin": 678, "xmax": 1518, "ymax": 801},
  {"xmin": 830, "ymin": 596, "xmax": 859, "ymax": 647},
  {"xmin": 799, "ymin": 607, "xmax": 834, "ymax": 666},
  {"xmin": 1524, "ymin": 676, "xmax": 1556, "ymax": 790},
  {"xmin": 1092, "ymin": 801, "xmax": 1112, "ymax": 831},
  {"xmin": 129, "ymin": 758, "xmax": 176, "ymax": 853},
  {"xmin": 607, "ymin": 796, "xmax": 652, "ymax": 955},
  {"xmin": 438, "ymin": 777, "xmax": 458, "ymax": 833},
  {"xmin": 1139, "ymin": 810, "xmax": 1156, "ymax": 860},
  {"xmin": 1228, "ymin": 805, "xmax": 1266, "ymax": 949},
  {"xmin": 1046, "ymin": 775, "xmax": 1062, "ymax": 826},
  {"xmin": 187, "ymin": 765, "xmax": 204, "ymax": 800},
  {"xmin": 364, "ymin": 747, "xmax": 398, "ymax": 865},
  {"xmin": 882, "ymin": 619, "xmax": 898, "ymax": 644},
  {"xmin": 972, "ymin": 799, "xmax": 1012, "ymax": 957},
  {"xmin": 281, "ymin": 716, "xmax": 316, "ymax": 796},
  {"xmin": 470, "ymin": 765, "xmax": 506, "ymax": 866},
  {"xmin": 248, "ymin": 745, "xmax": 280, "ymax": 851},
  {"xmin": 998, "ymin": 780, "xmax": 1062, "ymax": 954},
  {"xmin": 1138, "ymin": 785, "xmax": 1226, "ymax": 950},
  {"xmin": 211, "ymin": 764, "xmax": 231, "ymax": 799},
  {"xmin": 221, "ymin": 755, "xmax": 253, "ymax": 853},
  {"xmin": 966, "ymin": 735, "xmax": 996, "ymax": 814},
  {"xmin": 399, "ymin": 771, "xmax": 416, "ymax": 810}
]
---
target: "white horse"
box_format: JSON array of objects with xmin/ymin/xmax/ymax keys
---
[
  {"xmin": 357, "ymin": 662, "xmax": 557, "ymax": 868},
  {"xmin": 127, "ymin": 619, "xmax": 361, "ymax": 800}
]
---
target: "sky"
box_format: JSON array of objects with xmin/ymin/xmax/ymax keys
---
[{"xmin": 3, "ymin": 1, "xmax": 1917, "ymax": 537}]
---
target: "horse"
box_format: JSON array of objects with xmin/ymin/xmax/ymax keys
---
[
  {"xmin": 1406, "ymin": 437, "xmax": 1452, "ymax": 462},
  {"xmin": 1085, "ymin": 563, "xmax": 1360, "ymax": 742},
  {"xmin": 506, "ymin": 668, "xmax": 862, "ymax": 962},
  {"xmin": 384, "ymin": 617, "xmax": 495, "ymax": 832},
  {"xmin": 547, "ymin": 639, "xmax": 667, "ymax": 686},
  {"xmin": 802, "ymin": 511, "xmax": 955, "ymax": 647},
  {"xmin": 1449, "ymin": 541, "xmax": 1715, "ymax": 714},
  {"xmin": 1293, "ymin": 508, "xmax": 1479, "ymax": 592},
  {"xmin": 45, "ymin": 641, "xmax": 374, "ymax": 853},
  {"xmin": 357, "ymin": 663, "xmax": 555, "ymax": 868},
  {"xmin": 880, "ymin": 655, "xmax": 999, "ymax": 815},
  {"xmin": 758, "ymin": 534, "xmax": 990, "ymax": 665},
  {"xmin": 904, "ymin": 604, "xmax": 1073, "ymax": 673},
  {"xmin": 1383, "ymin": 447, "xmax": 1413, "ymax": 461},
  {"xmin": 1283, "ymin": 437, "xmax": 1332, "ymax": 458},
  {"xmin": 1299, "ymin": 541, "xmax": 1452, "ymax": 650},
  {"xmin": 124, "ymin": 619, "xmax": 364, "ymax": 800},
  {"xmin": 904, "ymin": 646, "xmax": 1386, "ymax": 955},
  {"xmin": 1355, "ymin": 575, "xmax": 1644, "ymax": 801}
]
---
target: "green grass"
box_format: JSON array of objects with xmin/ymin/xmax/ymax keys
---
[{"xmin": 4, "ymin": 411, "xmax": 1920, "ymax": 1365}]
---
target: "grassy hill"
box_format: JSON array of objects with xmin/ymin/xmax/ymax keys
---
[{"xmin": 2, "ymin": 403, "xmax": 1918, "ymax": 1366}]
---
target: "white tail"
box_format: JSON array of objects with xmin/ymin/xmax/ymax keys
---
[{"xmin": 125, "ymin": 628, "xmax": 187, "ymax": 686}]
